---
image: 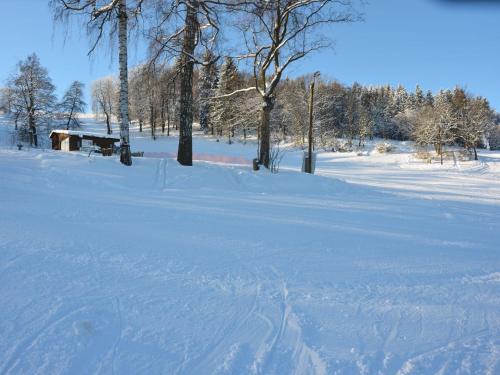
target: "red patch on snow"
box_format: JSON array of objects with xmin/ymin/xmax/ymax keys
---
[{"xmin": 143, "ymin": 152, "xmax": 251, "ymax": 166}]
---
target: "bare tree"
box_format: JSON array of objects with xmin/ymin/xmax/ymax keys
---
[
  {"xmin": 60, "ymin": 81, "xmax": 86, "ymax": 129},
  {"xmin": 129, "ymin": 67, "xmax": 148, "ymax": 132},
  {"xmin": 51, "ymin": 0, "xmax": 146, "ymax": 165},
  {"xmin": 91, "ymin": 76, "xmax": 118, "ymax": 134},
  {"xmin": 223, "ymin": 0, "xmax": 359, "ymax": 168},
  {"xmin": 7, "ymin": 54, "xmax": 57, "ymax": 147}
]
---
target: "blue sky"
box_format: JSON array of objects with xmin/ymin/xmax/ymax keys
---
[{"xmin": 0, "ymin": 0, "xmax": 499, "ymax": 110}]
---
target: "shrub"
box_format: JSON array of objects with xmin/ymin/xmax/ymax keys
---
[{"xmin": 376, "ymin": 142, "xmax": 395, "ymax": 153}]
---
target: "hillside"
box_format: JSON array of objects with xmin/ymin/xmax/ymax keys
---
[{"xmin": 1, "ymin": 118, "xmax": 499, "ymax": 374}]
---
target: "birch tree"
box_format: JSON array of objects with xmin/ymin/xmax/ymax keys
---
[{"xmin": 51, "ymin": 0, "xmax": 145, "ymax": 165}]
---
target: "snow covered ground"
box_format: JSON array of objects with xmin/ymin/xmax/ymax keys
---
[{"xmin": 1, "ymin": 118, "xmax": 499, "ymax": 374}]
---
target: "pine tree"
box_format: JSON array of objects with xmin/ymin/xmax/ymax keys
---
[
  {"xmin": 213, "ymin": 57, "xmax": 240, "ymax": 143},
  {"xmin": 198, "ymin": 50, "xmax": 219, "ymax": 133},
  {"xmin": 415, "ymin": 85, "xmax": 425, "ymax": 108}
]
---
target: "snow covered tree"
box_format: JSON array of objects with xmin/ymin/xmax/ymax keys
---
[
  {"xmin": 415, "ymin": 85, "xmax": 426, "ymax": 108},
  {"xmin": 198, "ymin": 50, "xmax": 218, "ymax": 134},
  {"xmin": 456, "ymin": 94, "xmax": 494, "ymax": 160},
  {"xmin": 0, "ymin": 87, "xmax": 14, "ymax": 114},
  {"xmin": 60, "ymin": 81, "xmax": 86, "ymax": 129},
  {"xmin": 212, "ymin": 57, "xmax": 241, "ymax": 143},
  {"xmin": 7, "ymin": 54, "xmax": 57, "ymax": 147},
  {"xmin": 413, "ymin": 90, "xmax": 457, "ymax": 164}
]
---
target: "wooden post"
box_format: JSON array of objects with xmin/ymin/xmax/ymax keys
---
[{"xmin": 306, "ymin": 72, "xmax": 319, "ymax": 173}]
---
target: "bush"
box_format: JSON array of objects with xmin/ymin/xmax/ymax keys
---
[
  {"xmin": 376, "ymin": 142, "xmax": 395, "ymax": 153},
  {"xmin": 333, "ymin": 139, "xmax": 353, "ymax": 153}
]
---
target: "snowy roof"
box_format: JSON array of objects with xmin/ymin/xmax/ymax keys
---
[{"xmin": 50, "ymin": 130, "xmax": 120, "ymax": 141}]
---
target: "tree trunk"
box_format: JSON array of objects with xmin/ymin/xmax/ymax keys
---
[
  {"xmin": 118, "ymin": 0, "xmax": 132, "ymax": 166},
  {"xmin": 66, "ymin": 109, "xmax": 74, "ymax": 130},
  {"xmin": 150, "ymin": 105, "xmax": 156, "ymax": 140},
  {"xmin": 29, "ymin": 111, "xmax": 37, "ymax": 147},
  {"xmin": 166, "ymin": 104, "xmax": 170, "ymax": 136},
  {"xmin": 306, "ymin": 79, "xmax": 315, "ymax": 173},
  {"xmin": 259, "ymin": 96, "xmax": 273, "ymax": 168},
  {"xmin": 473, "ymin": 146, "xmax": 478, "ymax": 161},
  {"xmin": 105, "ymin": 112, "xmax": 111, "ymax": 134},
  {"xmin": 161, "ymin": 104, "xmax": 166, "ymax": 133},
  {"xmin": 139, "ymin": 119, "xmax": 143, "ymax": 132},
  {"xmin": 177, "ymin": 0, "xmax": 198, "ymax": 166}
]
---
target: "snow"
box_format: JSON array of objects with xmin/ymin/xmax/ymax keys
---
[
  {"xmin": 49, "ymin": 129, "xmax": 120, "ymax": 140},
  {"xmin": 1, "ymin": 118, "xmax": 500, "ymax": 374}
]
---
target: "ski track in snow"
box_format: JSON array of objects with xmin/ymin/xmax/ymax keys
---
[{"xmin": 1, "ymin": 119, "xmax": 500, "ymax": 374}]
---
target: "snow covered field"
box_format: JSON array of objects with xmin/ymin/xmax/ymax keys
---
[{"xmin": 1, "ymin": 118, "xmax": 499, "ymax": 374}]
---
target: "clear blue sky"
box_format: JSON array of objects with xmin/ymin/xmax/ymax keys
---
[{"xmin": 0, "ymin": 0, "xmax": 499, "ymax": 110}]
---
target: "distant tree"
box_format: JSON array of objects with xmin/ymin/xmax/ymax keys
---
[
  {"xmin": 415, "ymin": 85, "xmax": 426, "ymax": 108},
  {"xmin": 0, "ymin": 87, "xmax": 14, "ymax": 114},
  {"xmin": 455, "ymin": 94, "xmax": 495, "ymax": 160},
  {"xmin": 425, "ymin": 90, "xmax": 434, "ymax": 106},
  {"xmin": 91, "ymin": 77, "xmax": 118, "ymax": 135},
  {"xmin": 60, "ymin": 81, "xmax": 86, "ymax": 129},
  {"xmin": 129, "ymin": 66, "xmax": 148, "ymax": 133},
  {"xmin": 213, "ymin": 57, "xmax": 241, "ymax": 143},
  {"xmin": 413, "ymin": 90, "xmax": 457, "ymax": 164},
  {"xmin": 198, "ymin": 50, "xmax": 218, "ymax": 134},
  {"xmin": 7, "ymin": 54, "xmax": 57, "ymax": 147}
]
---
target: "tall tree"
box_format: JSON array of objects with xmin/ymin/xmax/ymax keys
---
[
  {"xmin": 198, "ymin": 50, "xmax": 219, "ymax": 133},
  {"xmin": 224, "ymin": 0, "xmax": 359, "ymax": 168},
  {"xmin": 148, "ymin": 0, "xmax": 221, "ymax": 165},
  {"xmin": 213, "ymin": 57, "xmax": 241, "ymax": 143},
  {"xmin": 60, "ymin": 81, "xmax": 86, "ymax": 129},
  {"xmin": 51, "ymin": 0, "xmax": 145, "ymax": 165},
  {"xmin": 7, "ymin": 54, "xmax": 57, "ymax": 147}
]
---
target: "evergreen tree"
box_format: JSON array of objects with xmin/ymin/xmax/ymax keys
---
[
  {"xmin": 213, "ymin": 57, "xmax": 240, "ymax": 143},
  {"xmin": 198, "ymin": 50, "xmax": 219, "ymax": 133},
  {"xmin": 425, "ymin": 90, "xmax": 434, "ymax": 106},
  {"xmin": 415, "ymin": 85, "xmax": 425, "ymax": 108}
]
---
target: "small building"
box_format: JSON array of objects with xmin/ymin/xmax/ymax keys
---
[{"xmin": 50, "ymin": 130, "xmax": 120, "ymax": 154}]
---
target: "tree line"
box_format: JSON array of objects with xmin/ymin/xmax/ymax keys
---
[
  {"xmin": 1, "ymin": 0, "xmax": 498, "ymax": 166},
  {"xmin": 90, "ymin": 57, "xmax": 498, "ymax": 163}
]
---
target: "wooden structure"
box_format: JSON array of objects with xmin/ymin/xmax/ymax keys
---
[{"xmin": 50, "ymin": 130, "xmax": 120, "ymax": 154}]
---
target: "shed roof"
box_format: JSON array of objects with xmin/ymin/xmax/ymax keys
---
[{"xmin": 50, "ymin": 130, "xmax": 120, "ymax": 142}]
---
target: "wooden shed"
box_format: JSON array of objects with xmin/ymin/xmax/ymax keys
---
[{"xmin": 50, "ymin": 130, "xmax": 120, "ymax": 153}]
